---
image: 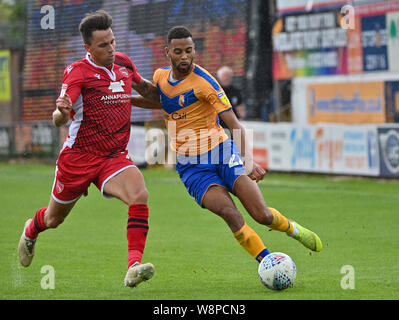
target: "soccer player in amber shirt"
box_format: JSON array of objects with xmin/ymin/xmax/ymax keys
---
[
  {"xmin": 18, "ymin": 10, "xmax": 158, "ymax": 288},
  {"xmin": 133, "ymin": 26, "xmax": 322, "ymax": 266}
]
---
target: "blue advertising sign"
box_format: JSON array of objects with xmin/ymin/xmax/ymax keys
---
[{"xmin": 361, "ymin": 14, "xmax": 388, "ymax": 72}]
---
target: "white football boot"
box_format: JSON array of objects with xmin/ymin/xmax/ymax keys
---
[
  {"xmin": 124, "ymin": 262, "xmax": 155, "ymax": 288},
  {"xmin": 18, "ymin": 219, "xmax": 37, "ymax": 267}
]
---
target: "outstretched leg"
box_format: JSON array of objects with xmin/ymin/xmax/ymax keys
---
[
  {"xmin": 233, "ymin": 175, "xmax": 322, "ymax": 252},
  {"xmin": 18, "ymin": 197, "xmax": 77, "ymax": 267},
  {"xmin": 202, "ymin": 185, "xmax": 269, "ymax": 262}
]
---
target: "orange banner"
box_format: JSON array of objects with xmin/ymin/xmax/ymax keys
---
[{"xmin": 307, "ymin": 81, "xmax": 386, "ymax": 124}]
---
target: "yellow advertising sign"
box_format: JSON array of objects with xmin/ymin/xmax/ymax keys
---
[
  {"xmin": 0, "ymin": 50, "xmax": 11, "ymax": 102},
  {"xmin": 307, "ymin": 81, "xmax": 386, "ymax": 124}
]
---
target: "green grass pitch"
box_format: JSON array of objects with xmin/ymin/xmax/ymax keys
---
[{"xmin": 1, "ymin": 162, "xmax": 398, "ymax": 300}]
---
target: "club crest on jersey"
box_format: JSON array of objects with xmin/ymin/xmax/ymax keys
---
[
  {"xmin": 178, "ymin": 95, "xmax": 185, "ymax": 107},
  {"xmin": 119, "ymin": 67, "xmax": 129, "ymax": 77},
  {"xmin": 55, "ymin": 180, "xmax": 64, "ymax": 194},
  {"xmin": 217, "ymin": 91, "xmax": 230, "ymax": 105},
  {"xmin": 108, "ymin": 80, "xmax": 125, "ymax": 93}
]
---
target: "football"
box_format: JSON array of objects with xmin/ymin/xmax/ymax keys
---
[{"xmin": 258, "ymin": 252, "xmax": 296, "ymax": 290}]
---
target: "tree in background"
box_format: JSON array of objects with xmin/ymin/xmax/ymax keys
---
[{"xmin": 0, "ymin": 0, "xmax": 27, "ymax": 49}]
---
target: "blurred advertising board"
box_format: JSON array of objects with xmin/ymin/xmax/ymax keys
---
[
  {"xmin": 0, "ymin": 50, "xmax": 11, "ymax": 102},
  {"xmin": 276, "ymin": 0, "xmax": 348, "ymax": 15},
  {"xmin": 361, "ymin": 14, "xmax": 388, "ymax": 72},
  {"xmin": 242, "ymin": 122, "xmax": 380, "ymax": 176},
  {"xmin": 272, "ymin": 10, "xmax": 348, "ymax": 79},
  {"xmin": 378, "ymin": 126, "xmax": 399, "ymax": 177},
  {"xmin": 307, "ymin": 81, "xmax": 386, "ymax": 124},
  {"xmin": 387, "ymin": 11, "xmax": 399, "ymax": 72},
  {"xmin": 384, "ymin": 81, "xmax": 399, "ymax": 123},
  {"xmin": 273, "ymin": 0, "xmax": 399, "ymax": 78},
  {"xmin": 349, "ymin": 0, "xmax": 399, "ymax": 74},
  {"xmin": 290, "ymin": 124, "xmax": 379, "ymax": 175}
]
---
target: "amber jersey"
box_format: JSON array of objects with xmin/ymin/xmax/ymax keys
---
[
  {"xmin": 60, "ymin": 52, "xmax": 142, "ymax": 157},
  {"xmin": 153, "ymin": 64, "xmax": 232, "ymax": 155}
]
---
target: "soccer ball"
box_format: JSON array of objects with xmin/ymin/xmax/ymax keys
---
[{"xmin": 258, "ymin": 252, "xmax": 296, "ymax": 290}]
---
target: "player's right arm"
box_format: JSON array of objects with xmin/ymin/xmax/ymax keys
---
[
  {"xmin": 53, "ymin": 93, "xmax": 73, "ymax": 127},
  {"xmin": 53, "ymin": 63, "xmax": 84, "ymax": 127}
]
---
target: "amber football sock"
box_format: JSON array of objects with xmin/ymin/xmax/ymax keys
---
[
  {"xmin": 233, "ymin": 223, "xmax": 270, "ymax": 263},
  {"xmin": 267, "ymin": 207, "xmax": 298, "ymax": 236}
]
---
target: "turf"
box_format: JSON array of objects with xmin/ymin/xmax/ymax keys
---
[{"xmin": 0, "ymin": 162, "xmax": 398, "ymax": 300}]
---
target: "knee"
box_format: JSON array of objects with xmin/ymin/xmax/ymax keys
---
[
  {"xmin": 129, "ymin": 187, "xmax": 149, "ymax": 205},
  {"xmin": 251, "ymin": 206, "xmax": 273, "ymax": 225}
]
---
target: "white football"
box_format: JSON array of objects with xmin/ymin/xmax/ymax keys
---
[{"xmin": 258, "ymin": 252, "xmax": 296, "ymax": 290}]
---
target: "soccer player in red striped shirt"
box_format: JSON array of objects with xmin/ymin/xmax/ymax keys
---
[{"xmin": 18, "ymin": 10, "xmax": 158, "ymax": 288}]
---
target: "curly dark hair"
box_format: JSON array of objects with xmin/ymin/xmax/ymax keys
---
[{"xmin": 167, "ymin": 26, "xmax": 192, "ymax": 45}]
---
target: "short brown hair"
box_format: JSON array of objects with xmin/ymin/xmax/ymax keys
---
[{"xmin": 79, "ymin": 10, "xmax": 113, "ymax": 45}]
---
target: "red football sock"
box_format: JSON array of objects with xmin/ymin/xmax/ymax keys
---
[
  {"xmin": 25, "ymin": 207, "xmax": 48, "ymax": 239},
  {"xmin": 127, "ymin": 204, "xmax": 149, "ymax": 269}
]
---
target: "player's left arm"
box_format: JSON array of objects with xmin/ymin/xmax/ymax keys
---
[
  {"xmin": 131, "ymin": 94, "xmax": 162, "ymax": 109},
  {"xmin": 132, "ymin": 78, "xmax": 162, "ymax": 107},
  {"xmin": 219, "ymin": 110, "xmax": 266, "ymax": 182}
]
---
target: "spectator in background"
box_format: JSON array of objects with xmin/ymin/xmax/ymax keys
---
[{"xmin": 216, "ymin": 66, "xmax": 246, "ymax": 128}]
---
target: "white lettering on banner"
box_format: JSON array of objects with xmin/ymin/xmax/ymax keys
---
[
  {"xmin": 274, "ymin": 29, "xmax": 347, "ymax": 52},
  {"xmin": 364, "ymin": 54, "xmax": 387, "ymax": 71},
  {"xmin": 284, "ymin": 54, "xmax": 306, "ymax": 69},
  {"xmin": 285, "ymin": 12, "xmax": 335, "ymax": 32},
  {"xmin": 362, "ymin": 30, "xmax": 387, "ymax": 48},
  {"xmin": 307, "ymin": 51, "xmax": 337, "ymax": 68},
  {"xmin": 274, "ymin": 11, "xmax": 347, "ymax": 52}
]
